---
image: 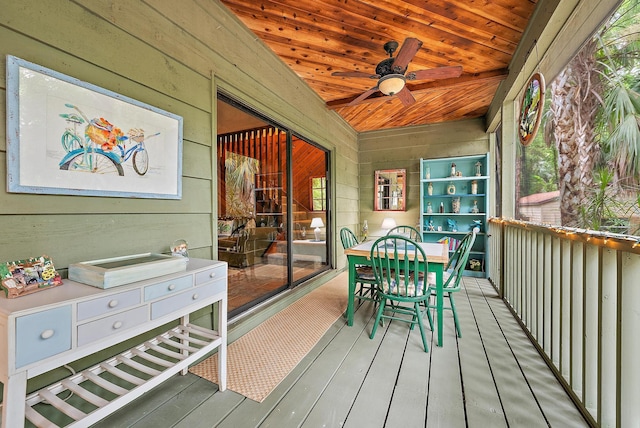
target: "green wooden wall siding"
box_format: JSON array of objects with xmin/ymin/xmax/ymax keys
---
[
  {"xmin": 0, "ymin": 0, "xmax": 358, "ymax": 272},
  {"xmin": 358, "ymin": 119, "xmax": 490, "ymax": 238}
]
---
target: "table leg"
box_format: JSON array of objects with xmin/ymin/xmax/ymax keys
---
[{"xmin": 347, "ymin": 258, "xmax": 356, "ymax": 326}]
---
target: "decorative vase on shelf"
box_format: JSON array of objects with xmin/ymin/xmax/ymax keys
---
[
  {"xmin": 447, "ymin": 182, "xmax": 456, "ymax": 195},
  {"xmin": 471, "ymin": 180, "xmax": 478, "ymax": 195},
  {"xmin": 471, "ymin": 200, "xmax": 479, "ymax": 214},
  {"xmin": 427, "ymin": 182, "xmax": 433, "ymax": 195},
  {"xmin": 425, "ymin": 166, "xmax": 430, "ymax": 179},
  {"xmin": 450, "ymin": 163, "xmax": 456, "ymax": 177},
  {"xmin": 427, "ymin": 201, "xmax": 433, "ymax": 213},
  {"xmin": 452, "ymin": 197, "xmax": 460, "ymax": 213}
]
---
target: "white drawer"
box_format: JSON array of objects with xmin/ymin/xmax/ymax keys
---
[
  {"xmin": 194, "ymin": 263, "xmax": 226, "ymax": 286},
  {"xmin": 77, "ymin": 306, "xmax": 148, "ymax": 347},
  {"xmin": 151, "ymin": 280, "xmax": 226, "ymax": 320},
  {"xmin": 15, "ymin": 306, "xmax": 72, "ymax": 368},
  {"xmin": 144, "ymin": 274, "xmax": 192, "ymax": 301},
  {"xmin": 77, "ymin": 289, "xmax": 141, "ymax": 321}
]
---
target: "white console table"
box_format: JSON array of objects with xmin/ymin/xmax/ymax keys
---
[{"xmin": 0, "ymin": 258, "xmax": 227, "ymax": 428}]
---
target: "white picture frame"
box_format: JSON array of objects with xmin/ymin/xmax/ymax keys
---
[{"xmin": 6, "ymin": 55, "xmax": 183, "ymax": 199}]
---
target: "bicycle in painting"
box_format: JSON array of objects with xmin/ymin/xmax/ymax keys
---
[{"xmin": 58, "ymin": 103, "xmax": 158, "ymax": 176}]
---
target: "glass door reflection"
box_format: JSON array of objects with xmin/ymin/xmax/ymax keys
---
[{"xmin": 291, "ymin": 135, "xmax": 329, "ymax": 283}]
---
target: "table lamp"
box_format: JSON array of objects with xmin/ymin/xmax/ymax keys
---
[
  {"xmin": 381, "ymin": 217, "xmax": 397, "ymax": 234},
  {"xmin": 310, "ymin": 217, "xmax": 324, "ymax": 241}
]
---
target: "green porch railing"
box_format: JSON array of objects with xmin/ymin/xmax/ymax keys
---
[{"xmin": 488, "ymin": 218, "xmax": 640, "ymax": 428}]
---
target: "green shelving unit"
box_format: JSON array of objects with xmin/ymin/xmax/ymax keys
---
[{"xmin": 419, "ymin": 153, "xmax": 489, "ymax": 277}]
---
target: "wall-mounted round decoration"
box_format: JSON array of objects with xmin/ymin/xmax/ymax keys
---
[{"xmin": 518, "ymin": 72, "xmax": 545, "ymax": 146}]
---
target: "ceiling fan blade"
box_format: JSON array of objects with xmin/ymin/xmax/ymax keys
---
[
  {"xmin": 391, "ymin": 38, "xmax": 423, "ymax": 74},
  {"xmin": 406, "ymin": 66, "xmax": 463, "ymax": 81},
  {"xmin": 332, "ymin": 71, "xmax": 380, "ymax": 79},
  {"xmin": 395, "ymin": 86, "xmax": 416, "ymax": 107},
  {"xmin": 347, "ymin": 87, "xmax": 380, "ymax": 106}
]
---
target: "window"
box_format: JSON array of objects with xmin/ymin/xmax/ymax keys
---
[
  {"xmin": 310, "ymin": 177, "xmax": 326, "ymax": 211},
  {"xmin": 515, "ymin": 0, "xmax": 640, "ymax": 236}
]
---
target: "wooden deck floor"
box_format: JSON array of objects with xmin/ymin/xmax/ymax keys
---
[{"xmin": 92, "ymin": 276, "xmax": 589, "ymax": 428}]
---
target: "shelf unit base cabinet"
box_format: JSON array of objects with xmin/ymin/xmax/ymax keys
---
[
  {"xmin": 0, "ymin": 258, "xmax": 227, "ymax": 428},
  {"xmin": 420, "ymin": 154, "xmax": 490, "ymax": 277}
]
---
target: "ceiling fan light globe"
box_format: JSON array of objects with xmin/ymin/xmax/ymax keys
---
[{"xmin": 378, "ymin": 74, "xmax": 405, "ymax": 96}]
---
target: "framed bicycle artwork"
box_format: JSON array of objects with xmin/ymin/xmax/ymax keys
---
[{"xmin": 5, "ymin": 55, "xmax": 183, "ymax": 199}]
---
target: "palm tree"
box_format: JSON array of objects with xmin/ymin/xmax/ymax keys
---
[
  {"xmin": 549, "ymin": 38, "xmax": 602, "ymax": 226},
  {"xmin": 597, "ymin": 0, "xmax": 640, "ymax": 184},
  {"xmin": 225, "ymin": 152, "xmax": 259, "ymax": 217},
  {"xmin": 547, "ymin": 0, "xmax": 640, "ymax": 228}
]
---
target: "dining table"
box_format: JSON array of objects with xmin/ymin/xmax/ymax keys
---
[{"xmin": 344, "ymin": 240, "xmax": 449, "ymax": 346}]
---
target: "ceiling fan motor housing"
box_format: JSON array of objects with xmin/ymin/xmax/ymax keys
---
[{"xmin": 375, "ymin": 57, "xmax": 396, "ymax": 77}]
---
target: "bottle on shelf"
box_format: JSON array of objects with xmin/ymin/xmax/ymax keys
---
[
  {"xmin": 471, "ymin": 180, "xmax": 478, "ymax": 195},
  {"xmin": 439, "ymin": 202, "xmax": 444, "ymax": 213},
  {"xmin": 425, "ymin": 165, "xmax": 431, "ymax": 179},
  {"xmin": 427, "ymin": 202, "xmax": 433, "ymax": 213},
  {"xmin": 427, "ymin": 182, "xmax": 433, "ymax": 195},
  {"xmin": 471, "ymin": 200, "xmax": 479, "ymax": 214},
  {"xmin": 450, "ymin": 163, "xmax": 456, "ymax": 177}
]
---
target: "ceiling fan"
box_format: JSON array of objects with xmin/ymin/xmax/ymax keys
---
[{"xmin": 332, "ymin": 38, "xmax": 463, "ymax": 107}]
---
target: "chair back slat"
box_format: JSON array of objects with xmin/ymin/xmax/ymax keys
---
[
  {"xmin": 386, "ymin": 225, "xmax": 422, "ymax": 242},
  {"xmin": 340, "ymin": 227, "xmax": 359, "ymax": 249}
]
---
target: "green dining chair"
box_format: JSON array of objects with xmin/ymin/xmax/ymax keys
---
[
  {"xmin": 386, "ymin": 225, "xmax": 422, "ymax": 242},
  {"xmin": 340, "ymin": 227, "xmax": 377, "ymax": 303},
  {"xmin": 369, "ymin": 235, "xmax": 431, "ymax": 352},
  {"xmin": 425, "ymin": 228, "xmax": 477, "ymax": 338}
]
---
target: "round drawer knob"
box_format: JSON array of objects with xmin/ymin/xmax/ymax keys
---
[
  {"xmin": 108, "ymin": 299, "xmax": 119, "ymax": 308},
  {"xmin": 192, "ymin": 293, "xmax": 199, "ymax": 300},
  {"xmin": 40, "ymin": 329, "xmax": 55, "ymax": 340},
  {"xmin": 209, "ymin": 272, "xmax": 216, "ymax": 278},
  {"xmin": 113, "ymin": 321, "xmax": 123, "ymax": 330},
  {"xmin": 168, "ymin": 284, "xmax": 176, "ymax": 291}
]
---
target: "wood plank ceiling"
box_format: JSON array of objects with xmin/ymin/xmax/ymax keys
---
[{"xmin": 220, "ymin": 0, "xmax": 538, "ymax": 133}]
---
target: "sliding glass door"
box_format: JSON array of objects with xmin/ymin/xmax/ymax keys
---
[{"xmin": 217, "ymin": 96, "xmax": 330, "ymax": 317}]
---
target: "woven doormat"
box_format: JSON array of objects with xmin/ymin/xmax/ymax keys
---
[{"xmin": 189, "ymin": 273, "xmax": 348, "ymax": 402}]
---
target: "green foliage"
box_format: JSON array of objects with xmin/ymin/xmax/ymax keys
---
[
  {"xmin": 520, "ymin": 0, "xmax": 640, "ymax": 235},
  {"xmin": 519, "ymin": 125, "xmax": 558, "ymax": 197},
  {"xmin": 578, "ymin": 168, "xmax": 639, "ymax": 234},
  {"xmin": 596, "ymin": 0, "xmax": 640, "ymax": 179}
]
